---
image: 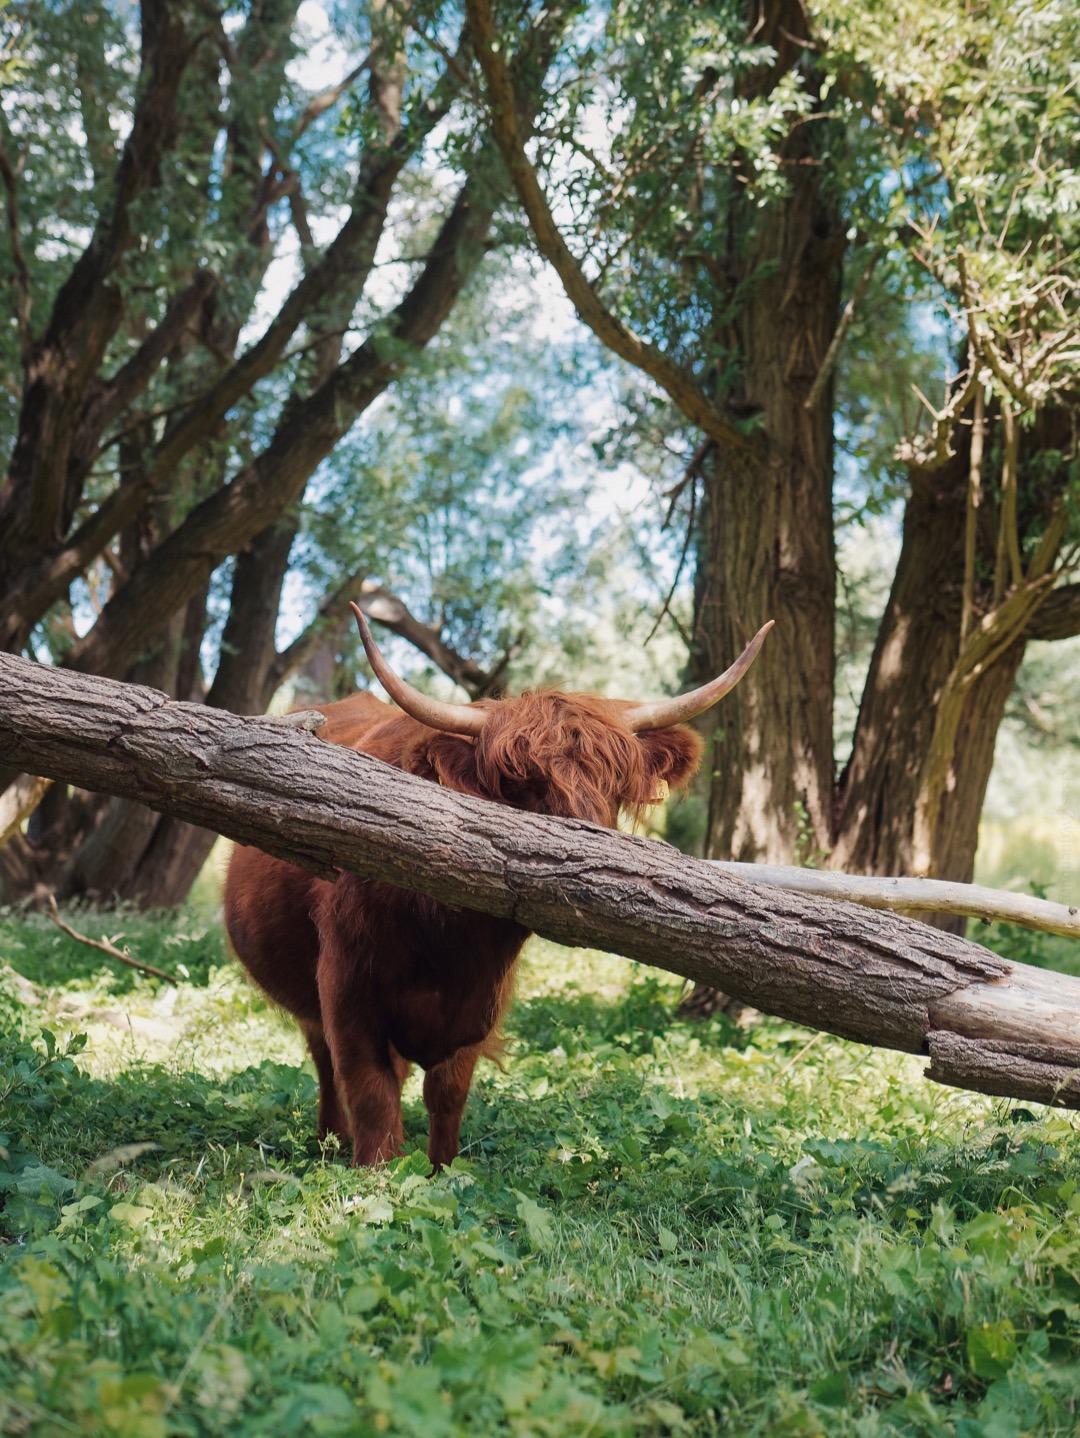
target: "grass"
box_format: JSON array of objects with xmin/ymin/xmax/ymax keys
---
[{"xmin": 2, "ymin": 902, "xmax": 1080, "ymax": 1436}]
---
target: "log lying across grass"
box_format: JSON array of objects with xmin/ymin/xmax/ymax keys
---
[{"xmin": 1, "ymin": 651, "xmax": 1078, "ymax": 1110}]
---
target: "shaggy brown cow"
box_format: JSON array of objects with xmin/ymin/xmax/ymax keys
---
[{"xmin": 225, "ymin": 605, "xmax": 771, "ymax": 1168}]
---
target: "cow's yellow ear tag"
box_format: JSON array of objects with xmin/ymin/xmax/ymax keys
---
[{"xmin": 650, "ymin": 778, "xmax": 670, "ymax": 805}]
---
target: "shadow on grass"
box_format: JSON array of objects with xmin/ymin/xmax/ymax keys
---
[{"xmin": 5, "ymin": 960, "xmax": 1078, "ymax": 1254}]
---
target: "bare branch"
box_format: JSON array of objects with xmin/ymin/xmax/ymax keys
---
[
  {"xmin": 960, "ymin": 382, "xmax": 984, "ymax": 643},
  {"xmin": 45, "ymin": 895, "xmax": 176, "ymax": 983},
  {"xmin": 710, "ymin": 863, "xmax": 1080, "ymax": 941},
  {"xmin": 295, "ymin": 53, "xmax": 375, "ymax": 139},
  {"xmin": 993, "ymin": 402, "xmax": 1023, "ymax": 602},
  {"xmin": 804, "ymin": 250, "xmax": 880, "ymax": 412},
  {"xmin": 357, "ymin": 580, "xmax": 501, "ymax": 698},
  {"xmin": 895, "ymin": 364, "xmax": 980, "ymax": 472},
  {"xmin": 270, "ymin": 571, "xmax": 370, "ymax": 688}
]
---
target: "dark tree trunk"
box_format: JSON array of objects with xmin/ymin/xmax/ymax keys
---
[
  {"xmin": 832, "ymin": 404, "xmax": 1072, "ymax": 915},
  {"xmin": 104, "ymin": 516, "xmax": 304, "ymax": 907},
  {"xmin": 690, "ymin": 0, "xmax": 842, "ymax": 868}
]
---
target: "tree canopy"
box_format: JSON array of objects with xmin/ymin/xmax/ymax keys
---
[{"xmin": 1, "ymin": 0, "xmax": 1077, "ymax": 911}]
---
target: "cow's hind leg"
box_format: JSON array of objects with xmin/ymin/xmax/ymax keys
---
[
  {"xmin": 424, "ymin": 1044, "xmax": 482, "ymax": 1170},
  {"xmin": 299, "ymin": 1020, "xmax": 348, "ymax": 1148}
]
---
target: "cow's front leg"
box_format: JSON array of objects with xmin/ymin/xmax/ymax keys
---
[
  {"xmin": 327, "ymin": 1027, "xmax": 409, "ymax": 1166},
  {"xmin": 317, "ymin": 967, "xmax": 408, "ymax": 1165},
  {"xmin": 299, "ymin": 1019, "xmax": 348, "ymax": 1147},
  {"xmin": 424, "ymin": 1043, "xmax": 482, "ymax": 1170}
]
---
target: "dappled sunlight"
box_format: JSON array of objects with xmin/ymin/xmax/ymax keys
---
[{"xmin": 5, "ymin": 909, "xmax": 1080, "ymax": 1434}]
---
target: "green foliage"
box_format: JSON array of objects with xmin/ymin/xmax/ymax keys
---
[
  {"xmin": 970, "ymin": 883, "xmax": 1080, "ymax": 978},
  {"xmin": 3, "ymin": 922, "xmax": 1080, "ymax": 1434},
  {"xmin": 294, "ymin": 276, "xmax": 612, "ymax": 689},
  {"xmin": 0, "ymin": 903, "xmax": 227, "ymax": 994},
  {"xmin": 0, "ymin": 980, "xmax": 88, "ymax": 1238}
]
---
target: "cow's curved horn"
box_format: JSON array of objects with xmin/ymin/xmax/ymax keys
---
[
  {"xmin": 350, "ymin": 602, "xmax": 488, "ymax": 737},
  {"xmin": 623, "ymin": 621, "xmax": 774, "ymax": 732}
]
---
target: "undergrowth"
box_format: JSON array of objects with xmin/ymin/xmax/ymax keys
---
[{"xmin": 1, "ymin": 906, "xmax": 1079, "ymax": 1436}]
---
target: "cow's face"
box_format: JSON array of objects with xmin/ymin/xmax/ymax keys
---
[
  {"xmin": 349, "ymin": 600, "xmax": 769, "ymax": 829},
  {"xmin": 416, "ymin": 693, "xmax": 703, "ymax": 828}
]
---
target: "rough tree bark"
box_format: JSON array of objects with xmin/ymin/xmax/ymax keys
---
[
  {"xmin": 688, "ymin": 0, "xmax": 842, "ymax": 869},
  {"xmin": 2, "ymin": 651, "xmax": 1079, "ymax": 1111}
]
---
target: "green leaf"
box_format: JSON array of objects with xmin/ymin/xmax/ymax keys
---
[
  {"xmin": 967, "ymin": 1319, "xmax": 1018, "ymax": 1380},
  {"xmin": 109, "ymin": 1201, "xmax": 153, "ymax": 1227},
  {"xmin": 514, "ymin": 1191, "xmax": 556, "ymax": 1251}
]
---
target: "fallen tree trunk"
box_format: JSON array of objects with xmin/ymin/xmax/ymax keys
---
[{"xmin": 1, "ymin": 651, "xmax": 1078, "ymax": 1109}]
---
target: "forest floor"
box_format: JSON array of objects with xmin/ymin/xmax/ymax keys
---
[{"xmin": 1, "ymin": 883, "xmax": 1079, "ymax": 1437}]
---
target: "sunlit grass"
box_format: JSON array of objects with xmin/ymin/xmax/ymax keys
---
[{"xmin": 3, "ymin": 907, "xmax": 1080, "ymax": 1436}]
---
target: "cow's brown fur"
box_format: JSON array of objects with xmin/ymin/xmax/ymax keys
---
[{"xmin": 224, "ymin": 688, "xmax": 702, "ymax": 1168}]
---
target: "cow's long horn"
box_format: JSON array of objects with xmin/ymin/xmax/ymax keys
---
[
  {"xmin": 350, "ymin": 602, "xmax": 488, "ymax": 737},
  {"xmin": 623, "ymin": 621, "xmax": 774, "ymax": 732}
]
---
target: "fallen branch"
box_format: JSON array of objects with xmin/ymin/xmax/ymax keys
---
[
  {"xmin": 45, "ymin": 895, "xmax": 176, "ymax": 983},
  {"xmin": 710, "ymin": 863, "xmax": 1080, "ymax": 940},
  {"xmin": 2, "ymin": 651, "xmax": 1080, "ymax": 1109},
  {"xmin": 0, "ymin": 772, "xmax": 51, "ymax": 847}
]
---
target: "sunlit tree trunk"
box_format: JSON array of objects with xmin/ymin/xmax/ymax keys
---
[{"xmin": 688, "ymin": 0, "xmax": 842, "ymax": 872}]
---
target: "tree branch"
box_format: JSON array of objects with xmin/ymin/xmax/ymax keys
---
[
  {"xmin": 464, "ymin": 0, "xmax": 750, "ymax": 455},
  {"xmin": 269, "ymin": 571, "xmax": 370, "ymax": 691},
  {"xmin": 993, "ymin": 402, "xmax": 1023, "ymax": 602},
  {"xmin": 3, "ymin": 652, "xmax": 1080, "ymax": 1110},
  {"xmin": 45, "ymin": 896, "xmax": 176, "ymax": 983},
  {"xmin": 960, "ymin": 382, "xmax": 984, "ymax": 643},
  {"xmin": 58, "ymin": 0, "xmax": 572, "ymax": 686},
  {"xmin": 710, "ymin": 862, "xmax": 1080, "ymax": 940},
  {"xmin": 0, "ymin": 123, "xmax": 32, "ymax": 365},
  {"xmin": 804, "ymin": 249, "xmax": 879, "ymax": 412},
  {"xmin": 1026, "ymin": 583, "xmax": 1080, "ymax": 641},
  {"xmin": 0, "ymin": 0, "xmax": 204, "ymax": 554},
  {"xmin": 357, "ymin": 580, "xmax": 501, "ymax": 698},
  {"xmin": 0, "ymin": 31, "xmax": 471, "ymax": 657},
  {"xmin": 63, "ymin": 161, "xmax": 499, "ymax": 681}
]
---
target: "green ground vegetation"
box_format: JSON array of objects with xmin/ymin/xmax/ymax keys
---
[{"xmin": 1, "ymin": 899, "xmax": 1079, "ymax": 1437}]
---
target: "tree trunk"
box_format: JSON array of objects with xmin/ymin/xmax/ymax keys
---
[
  {"xmin": 690, "ymin": 0, "xmax": 842, "ymax": 868},
  {"xmin": 677, "ymin": 0, "xmax": 840, "ymax": 1016},
  {"xmin": 834, "ymin": 457, "xmax": 972, "ymax": 881},
  {"xmin": 831, "ymin": 408, "xmax": 1070, "ymax": 915},
  {"xmin": 3, "ymin": 650, "xmax": 1080, "ymax": 1111},
  {"xmin": 106, "ymin": 515, "xmax": 305, "ymax": 906}
]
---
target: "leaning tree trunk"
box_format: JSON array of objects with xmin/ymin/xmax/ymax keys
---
[
  {"xmin": 834, "ymin": 449, "xmax": 986, "ymax": 886},
  {"xmin": 4, "ymin": 651, "xmax": 1080, "ymax": 1112}
]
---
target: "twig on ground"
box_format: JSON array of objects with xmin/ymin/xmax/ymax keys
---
[{"xmin": 45, "ymin": 896, "xmax": 175, "ymax": 982}]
